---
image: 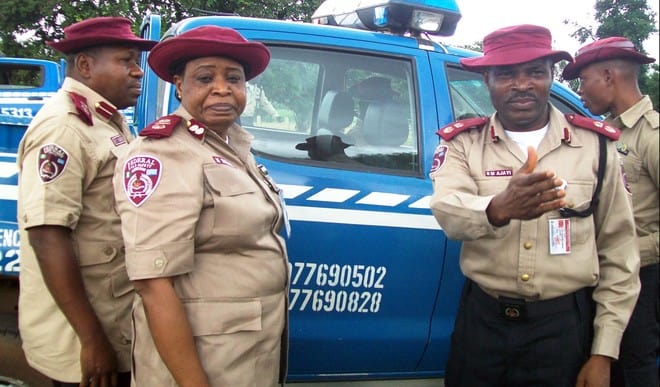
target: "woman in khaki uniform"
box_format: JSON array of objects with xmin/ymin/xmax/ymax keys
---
[{"xmin": 112, "ymin": 26, "xmax": 289, "ymax": 387}]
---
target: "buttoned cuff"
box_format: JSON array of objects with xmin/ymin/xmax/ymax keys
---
[
  {"xmin": 591, "ymin": 325, "xmax": 624, "ymax": 360},
  {"xmin": 21, "ymin": 205, "xmax": 79, "ymax": 230},
  {"xmin": 125, "ymin": 240, "xmax": 194, "ymax": 280}
]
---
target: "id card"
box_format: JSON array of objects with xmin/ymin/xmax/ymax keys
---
[{"xmin": 548, "ymin": 218, "xmax": 571, "ymax": 255}]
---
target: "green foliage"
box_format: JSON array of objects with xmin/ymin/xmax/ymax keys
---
[
  {"xmin": 564, "ymin": 0, "xmax": 659, "ymax": 111},
  {"xmin": 0, "ymin": 0, "xmax": 322, "ymax": 60},
  {"xmin": 639, "ymin": 63, "xmax": 660, "ymax": 109}
]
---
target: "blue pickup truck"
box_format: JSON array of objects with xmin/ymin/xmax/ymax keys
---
[{"xmin": 0, "ymin": 0, "xmax": 594, "ymax": 384}]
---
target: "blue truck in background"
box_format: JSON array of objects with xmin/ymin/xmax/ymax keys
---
[{"xmin": 0, "ymin": 0, "xmax": 595, "ymax": 384}]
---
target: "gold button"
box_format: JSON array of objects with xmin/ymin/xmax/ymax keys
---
[
  {"xmin": 521, "ymin": 273, "xmax": 530, "ymax": 281},
  {"xmin": 523, "ymin": 241, "xmax": 533, "ymax": 249},
  {"xmin": 566, "ymin": 202, "xmax": 575, "ymax": 208},
  {"xmin": 154, "ymin": 258, "xmax": 165, "ymax": 269}
]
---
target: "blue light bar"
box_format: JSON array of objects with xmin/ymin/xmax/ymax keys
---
[{"xmin": 311, "ymin": 0, "xmax": 461, "ymax": 36}]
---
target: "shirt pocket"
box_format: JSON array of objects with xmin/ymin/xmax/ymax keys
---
[
  {"xmin": 202, "ymin": 165, "xmax": 261, "ymax": 237},
  {"xmin": 183, "ymin": 299, "xmax": 262, "ymax": 336},
  {"xmin": 563, "ymin": 180, "xmax": 595, "ymax": 245},
  {"xmin": 475, "ymin": 177, "xmax": 509, "ymax": 196},
  {"xmin": 621, "ymin": 153, "xmax": 642, "ymax": 183}
]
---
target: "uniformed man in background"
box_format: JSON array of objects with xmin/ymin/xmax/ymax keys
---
[
  {"xmin": 16, "ymin": 17, "xmax": 155, "ymax": 387},
  {"xmin": 563, "ymin": 36, "xmax": 658, "ymax": 387},
  {"xmin": 430, "ymin": 24, "xmax": 640, "ymax": 387}
]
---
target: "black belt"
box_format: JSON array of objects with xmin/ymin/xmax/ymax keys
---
[{"xmin": 468, "ymin": 280, "xmax": 589, "ymax": 321}]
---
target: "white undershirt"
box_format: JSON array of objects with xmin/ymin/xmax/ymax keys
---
[{"xmin": 505, "ymin": 124, "xmax": 548, "ymax": 155}]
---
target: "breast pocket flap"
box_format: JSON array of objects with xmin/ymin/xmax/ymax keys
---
[{"xmin": 184, "ymin": 299, "xmax": 262, "ymax": 336}]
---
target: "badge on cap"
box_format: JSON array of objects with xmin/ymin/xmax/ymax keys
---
[
  {"xmin": 430, "ymin": 145, "xmax": 448, "ymax": 173},
  {"xmin": 123, "ymin": 155, "xmax": 162, "ymax": 207},
  {"xmin": 38, "ymin": 143, "xmax": 69, "ymax": 183}
]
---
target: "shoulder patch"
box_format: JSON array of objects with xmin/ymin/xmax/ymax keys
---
[
  {"xmin": 67, "ymin": 92, "xmax": 93, "ymax": 126},
  {"xmin": 38, "ymin": 143, "xmax": 69, "ymax": 183},
  {"xmin": 122, "ymin": 155, "xmax": 162, "ymax": 207},
  {"xmin": 564, "ymin": 113, "xmax": 620, "ymax": 140},
  {"xmin": 139, "ymin": 115, "xmax": 183, "ymax": 139},
  {"xmin": 436, "ymin": 116, "xmax": 489, "ymax": 141}
]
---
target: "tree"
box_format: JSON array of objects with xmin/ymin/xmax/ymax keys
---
[
  {"xmin": 0, "ymin": 0, "xmax": 322, "ymax": 59},
  {"xmin": 564, "ymin": 0, "xmax": 659, "ymax": 110}
]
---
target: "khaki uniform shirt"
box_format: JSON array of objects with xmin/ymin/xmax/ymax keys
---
[
  {"xmin": 17, "ymin": 77, "xmax": 134, "ymax": 382},
  {"xmin": 429, "ymin": 105, "xmax": 640, "ymax": 359},
  {"xmin": 113, "ymin": 107, "xmax": 289, "ymax": 387},
  {"xmin": 606, "ymin": 96, "xmax": 659, "ymax": 267}
]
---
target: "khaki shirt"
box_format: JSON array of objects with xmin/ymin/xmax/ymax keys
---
[
  {"xmin": 113, "ymin": 107, "xmax": 289, "ymax": 386},
  {"xmin": 429, "ymin": 105, "xmax": 640, "ymax": 359},
  {"xmin": 607, "ymin": 96, "xmax": 659, "ymax": 267},
  {"xmin": 17, "ymin": 77, "xmax": 134, "ymax": 382}
]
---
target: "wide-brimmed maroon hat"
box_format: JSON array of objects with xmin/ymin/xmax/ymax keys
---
[
  {"xmin": 147, "ymin": 26, "xmax": 270, "ymax": 83},
  {"xmin": 47, "ymin": 17, "xmax": 157, "ymax": 54},
  {"xmin": 460, "ymin": 24, "xmax": 572, "ymax": 72},
  {"xmin": 562, "ymin": 36, "xmax": 656, "ymax": 80}
]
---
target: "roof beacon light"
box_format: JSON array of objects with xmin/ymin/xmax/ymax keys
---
[{"xmin": 311, "ymin": 0, "xmax": 461, "ymax": 37}]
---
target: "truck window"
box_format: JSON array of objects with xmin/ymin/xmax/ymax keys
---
[
  {"xmin": 245, "ymin": 46, "xmax": 419, "ymax": 175},
  {"xmin": 446, "ymin": 65, "xmax": 584, "ymax": 119},
  {"xmin": 0, "ymin": 64, "xmax": 44, "ymax": 89},
  {"xmin": 446, "ymin": 65, "xmax": 494, "ymax": 119}
]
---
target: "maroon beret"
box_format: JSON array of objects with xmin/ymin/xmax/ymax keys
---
[
  {"xmin": 147, "ymin": 26, "xmax": 270, "ymax": 83},
  {"xmin": 460, "ymin": 24, "xmax": 572, "ymax": 72},
  {"xmin": 47, "ymin": 17, "xmax": 157, "ymax": 54},
  {"xmin": 562, "ymin": 36, "xmax": 656, "ymax": 80}
]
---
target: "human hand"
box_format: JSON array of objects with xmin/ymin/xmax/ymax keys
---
[
  {"xmin": 79, "ymin": 335, "xmax": 119, "ymax": 387},
  {"xmin": 486, "ymin": 146, "xmax": 566, "ymax": 226},
  {"xmin": 575, "ymin": 355, "xmax": 611, "ymax": 387}
]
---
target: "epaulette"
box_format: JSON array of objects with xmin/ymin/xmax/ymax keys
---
[
  {"xmin": 139, "ymin": 115, "xmax": 183, "ymax": 138},
  {"xmin": 564, "ymin": 113, "xmax": 619, "ymax": 141},
  {"xmin": 68, "ymin": 92, "xmax": 93, "ymax": 126},
  {"xmin": 436, "ymin": 116, "xmax": 489, "ymax": 141}
]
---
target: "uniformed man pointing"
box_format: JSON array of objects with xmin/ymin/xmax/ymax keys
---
[{"xmin": 429, "ymin": 24, "xmax": 640, "ymax": 387}]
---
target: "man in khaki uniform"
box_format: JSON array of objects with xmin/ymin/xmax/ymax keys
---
[
  {"xmin": 429, "ymin": 25, "xmax": 640, "ymax": 387},
  {"xmin": 563, "ymin": 37, "xmax": 658, "ymax": 387},
  {"xmin": 113, "ymin": 26, "xmax": 288, "ymax": 386},
  {"xmin": 16, "ymin": 17, "xmax": 155, "ymax": 387}
]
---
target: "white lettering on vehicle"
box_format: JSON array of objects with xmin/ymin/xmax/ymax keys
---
[
  {"xmin": 288, "ymin": 261, "xmax": 387, "ymax": 313},
  {"xmin": 0, "ymin": 107, "xmax": 34, "ymax": 118},
  {"xmin": 0, "ymin": 228, "xmax": 20, "ymax": 273}
]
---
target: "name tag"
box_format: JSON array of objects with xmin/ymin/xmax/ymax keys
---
[{"xmin": 549, "ymin": 218, "xmax": 571, "ymax": 255}]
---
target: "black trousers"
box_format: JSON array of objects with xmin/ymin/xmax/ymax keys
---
[
  {"xmin": 445, "ymin": 280, "xmax": 594, "ymax": 387},
  {"xmin": 611, "ymin": 263, "xmax": 659, "ymax": 387},
  {"xmin": 52, "ymin": 372, "xmax": 131, "ymax": 387}
]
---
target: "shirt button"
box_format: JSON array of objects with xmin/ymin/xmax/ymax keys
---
[
  {"xmin": 521, "ymin": 273, "xmax": 530, "ymax": 281},
  {"xmin": 103, "ymin": 247, "xmax": 115, "ymax": 256},
  {"xmin": 154, "ymin": 258, "xmax": 165, "ymax": 269},
  {"xmin": 523, "ymin": 241, "xmax": 533, "ymax": 249},
  {"xmin": 566, "ymin": 202, "xmax": 575, "ymax": 208}
]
